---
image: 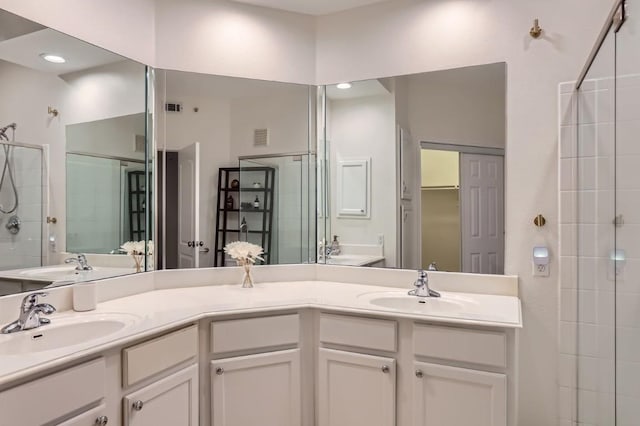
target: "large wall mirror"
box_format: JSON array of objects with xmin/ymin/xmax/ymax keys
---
[
  {"xmin": 318, "ymin": 63, "xmax": 506, "ymax": 274},
  {"xmin": 154, "ymin": 70, "xmax": 315, "ymax": 269},
  {"xmin": 0, "ymin": 10, "xmax": 152, "ymax": 296}
]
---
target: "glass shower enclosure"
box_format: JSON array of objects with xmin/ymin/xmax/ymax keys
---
[{"xmin": 564, "ymin": 0, "xmax": 640, "ymax": 424}]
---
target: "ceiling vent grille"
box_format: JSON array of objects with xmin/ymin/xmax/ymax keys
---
[
  {"xmin": 254, "ymin": 128, "xmax": 269, "ymax": 147},
  {"xmin": 165, "ymin": 102, "xmax": 182, "ymax": 113}
]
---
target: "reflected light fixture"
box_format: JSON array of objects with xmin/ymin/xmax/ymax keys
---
[
  {"xmin": 336, "ymin": 82, "xmax": 352, "ymax": 90},
  {"xmin": 40, "ymin": 53, "xmax": 66, "ymax": 64}
]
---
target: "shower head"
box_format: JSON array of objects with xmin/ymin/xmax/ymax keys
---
[{"xmin": 0, "ymin": 123, "xmax": 16, "ymax": 141}]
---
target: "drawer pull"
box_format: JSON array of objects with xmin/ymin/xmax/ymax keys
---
[
  {"xmin": 415, "ymin": 369, "xmax": 424, "ymax": 378},
  {"xmin": 216, "ymin": 367, "xmax": 224, "ymax": 375},
  {"xmin": 95, "ymin": 416, "xmax": 109, "ymax": 425},
  {"xmin": 381, "ymin": 365, "xmax": 390, "ymax": 374},
  {"xmin": 132, "ymin": 400, "xmax": 144, "ymax": 411}
]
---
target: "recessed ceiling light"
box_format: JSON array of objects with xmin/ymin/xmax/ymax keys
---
[
  {"xmin": 336, "ymin": 83, "xmax": 352, "ymax": 90},
  {"xmin": 40, "ymin": 54, "xmax": 66, "ymax": 64}
]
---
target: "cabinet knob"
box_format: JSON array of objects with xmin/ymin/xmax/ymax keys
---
[
  {"xmin": 95, "ymin": 416, "xmax": 108, "ymax": 426},
  {"xmin": 216, "ymin": 367, "xmax": 224, "ymax": 375},
  {"xmin": 381, "ymin": 365, "xmax": 390, "ymax": 373},
  {"xmin": 132, "ymin": 400, "xmax": 144, "ymax": 411},
  {"xmin": 415, "ymin": 369, "xmax": 424, "ymax": 378}
]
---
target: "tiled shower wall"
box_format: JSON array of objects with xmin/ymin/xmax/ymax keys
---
[
  {"xmin": 0, "ymin": 144, "xmax": 43, "ymax": 270},
  {"xmin": 559, "ymin": 73, "xmax": 640, "ymax": 426}
]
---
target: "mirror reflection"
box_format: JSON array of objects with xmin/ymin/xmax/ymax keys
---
[
  {"xmin": 320, "ymin": 63, "xmax": 506, "ymax": 273},
  {"xmin": 0, "ymin": 10, "xmax": 150, "ymax": 296},
  {"xmin": 155, "ymin": 70, "xmax": 314, "ymax": 269}
]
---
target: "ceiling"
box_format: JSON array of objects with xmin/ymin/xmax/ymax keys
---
[
  {"xmin": 230, "ymin": 0, "xmax": 391, "ymax": 16},
  {"xmin": 0, "ymin": 28, "xmax": 125, "ymax": 75}
]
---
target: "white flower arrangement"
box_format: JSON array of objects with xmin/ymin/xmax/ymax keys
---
[
  {"xmin": 224, "ymin": 241, "xmax": 264, "ymax": 264},
  {"xmin": 224, "ymin": 241, "xmax": 264, "ymax": 287}
]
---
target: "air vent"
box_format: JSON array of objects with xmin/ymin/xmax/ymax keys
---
[
  {"xmin": 165, "ymin": 102, "xmax": 182, "ymax": 113},
  {"xmin": 254, "ymin": 128, "xmax": 269, "ymax": 147},
  {"xmin": 134, "ymin": 134, "xmax": 145, "ymax": 153}
]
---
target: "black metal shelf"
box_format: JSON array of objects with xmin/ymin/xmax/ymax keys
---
[{"xmin": 213, "ymin": 167, "xmax": 275, "ymax": 267}]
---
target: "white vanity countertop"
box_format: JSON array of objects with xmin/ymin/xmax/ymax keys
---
[
  {"xmin": 0, "ymin": 279, "xmax": 521, "ymax": 386},
  {"xmin": 325, "ymin": 255, "xmax": 385, "ymax": 266}
]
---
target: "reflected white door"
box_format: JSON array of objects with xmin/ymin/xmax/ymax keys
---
[
  {"xmin": 178, "ymin": 143, "xmax": 200, "ymax": 268},
  {"xmin": 460, "ymin": 154, "xmax": 504, "ymax": 274}
]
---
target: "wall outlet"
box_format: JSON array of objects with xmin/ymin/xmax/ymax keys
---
[
  {"xmin": 533, "ymin": 262, "xmax": 549, "ymax": 277},
  {"xmin": 377, "ymin": 234, "xmax": 384, "ymax": 246}
]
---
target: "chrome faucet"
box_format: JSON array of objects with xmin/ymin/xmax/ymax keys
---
[
  {"xmin": 408, "ymin": 270, "xmax": 440, "ymax": 298},
  {"xmin": 65, "ymin": 253, "xmax": 93, "ymax": 271},
  {"xmin": 1, "ymin": 292, "xmax": 56, "ymax": 334}
]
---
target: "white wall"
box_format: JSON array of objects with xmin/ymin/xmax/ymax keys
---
[
  {"xmin": 406, "ymin": 63, "xmax": 506, "ymax": 148},
  {"xmin": 327, "ymin": 94, "xmax": 396, "ymax": 266},
  {"xmin": 154, "ymin": 0, "xmax": 316, "ymax": 85}
]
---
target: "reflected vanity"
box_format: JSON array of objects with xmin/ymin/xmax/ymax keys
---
[{"xmin": 0, "ymin": 10, "xmax": 152, "ymax": 296}]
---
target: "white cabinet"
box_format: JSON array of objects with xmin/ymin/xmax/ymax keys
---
[
  {"xmin": 56, "ymin": 404, "xmax": 108, "ymax": 426},
  {"xmin": 318, "ymin": 348, "xmax": 396, "ymax": 426},
  {"xmin": 211, "ymin": 349, "xmax": 301, "ymax": 426},
  {"xmin": 413, "ymin": 362, "xmax": 506, "ymax": 426},
  {"xmin": 123, "ymin": 364, "xmax": 198, "ymax": 426}
]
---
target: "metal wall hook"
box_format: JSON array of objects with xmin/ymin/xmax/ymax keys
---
[
  {"xmin": 530, "ymin": 18, "xmax": 543, "ymax": 38},
  {"xmin": 48, "ymin": 106, "xmax": 59, "ymax": 117}
]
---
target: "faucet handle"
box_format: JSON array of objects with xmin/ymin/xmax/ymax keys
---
[
  {"xmin": 21, "ymin": 292, "xmax": 48, "ymax": 309},
  {"xmin": 417, "ymin": 269, "xmax": 428, "ymax": 280}
]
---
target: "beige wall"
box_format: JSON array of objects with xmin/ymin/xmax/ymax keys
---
[{"xmin": 421, "ymin": 188, "xmax": 460, "ymax": 271}]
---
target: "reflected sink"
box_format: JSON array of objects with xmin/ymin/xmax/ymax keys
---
[
  {"xmin": 19, "ymin": 265, "xmax": 98, "ymax": 281},
  {"xmin": 0, "ymin": 313, "xmax": 139, "ymax": 356}
]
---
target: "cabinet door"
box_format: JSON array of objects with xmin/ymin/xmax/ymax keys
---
[
  {"xmin": 413, "ymin": 362, "xmax": 506, "ymax": 426},
  {"xmin": 211, "ymin": 349, "xmax": 301, "ymax": 426},
  {"xmin": 318, "ymin": 348, "xmax": 396, "ymax": 426},
  {"xmin": 56, "ymin": 404, "xmax": 108, "ymax": 426},
  {"xmin": 123, "ymin": 364, "xmax": 198, "ymax": 426}
]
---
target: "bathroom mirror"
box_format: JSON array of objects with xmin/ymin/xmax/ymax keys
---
[
  {"xmin": 0, "ymin": 9, "xmax": 152, "ymax": 296},
  {"xmin": 319, "ymin": 63, "xmax": 506, "ymax": 274},
  {"xmin": 155, "ymin": 70, "xmax": 315, "ymax": 269}
]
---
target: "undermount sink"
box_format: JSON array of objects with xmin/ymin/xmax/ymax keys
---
[
  {"xmin": 358, "ymin": 291, "xmax": 479, "ymax": 316},
  {"xmin": 0, "ymin": 313, "xmax": 139, "ymax": 356}
]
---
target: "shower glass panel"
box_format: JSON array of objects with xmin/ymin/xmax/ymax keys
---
[
  {"xmin": 614, "ymin": 0, "xmax": 640, "ymax": 422},
  {"xmin": 574, "ymin": 1, "xmax": 640, "ymax": 424},
  {"xmin": 0, "ymin": 143, "xmax": 43, "ymax": 271},
  {"xmin": 239, "ymin": 155, "xmax": 312, "ymax": 265},
  {"xmin": 576, "ymin": 21, "xmax": 616, "ymax": 426}
]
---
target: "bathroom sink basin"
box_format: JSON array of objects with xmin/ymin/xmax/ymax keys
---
[
  {"xmin": 19, "ymin": 266, "xmax": 88, "ymax": 280},
  {"xmin": 0, "ymin": 313, "xmax": 138, "ymax": 356},
  {"xmin": 358, "ymin": 291, "xmax": 480, "ymax": 317},
  {"xmin": 368, "ymin": 295, "xmax": 465, "ymax": 312}
]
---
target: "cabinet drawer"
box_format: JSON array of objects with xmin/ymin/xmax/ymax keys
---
[
  {"xmin": 319, "ymin": 313, "xmax": 397, "ymax": 352},
  {"xmin": 211, "ymin": 314, "xmax": 299, "ymax": 355},
  {"xmin": 123, "ymin": 325, "xmax": 198, "ymax": 387},
  {"xmin": 56, "ymin": 403, "xmax": 107, "ymax": 426},
  {"xmin": 0, "ymin": 358, "xmax": 105, "ymax": 426},
  {"xmin": 413, "ymin": 324, "xmax": 506, "ymax": 368}
]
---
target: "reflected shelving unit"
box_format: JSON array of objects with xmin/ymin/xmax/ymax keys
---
[{"xmin": 213, "ymin": 167, "xmax": 275, "ymax": 266}]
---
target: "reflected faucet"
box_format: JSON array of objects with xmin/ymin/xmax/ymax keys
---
[
  {"xmin": 408, "ymin": 270, "xmax": 440, "ymax": 298},
  {"xmin": 65, "ymin": 253, "xmax": 93, "ymax": 271},
  {"xmin": 1, "ymin": 292, "xmax": 56, "ymax": 334}
]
